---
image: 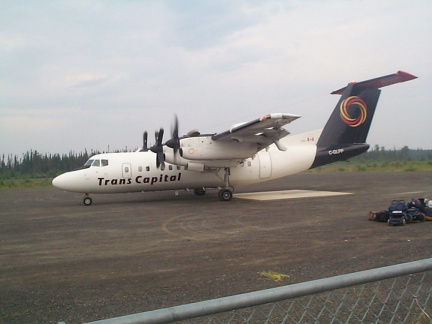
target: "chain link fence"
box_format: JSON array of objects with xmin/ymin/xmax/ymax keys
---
[
  {"xmin": 84, "ymin": 259, "xmax": 432, "ymax": 324},
  {"xmin": 188, "ymin": 271, "xmax": 431, "ymax": 323}
]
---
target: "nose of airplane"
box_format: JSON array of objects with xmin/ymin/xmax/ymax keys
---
[
  {"xmin": 52, "ymin": 173, "xmax": 68, "ymax": 190},
  {"xmin": 52, "ymin": 171, "xmax": 83, "ymax": 192}
]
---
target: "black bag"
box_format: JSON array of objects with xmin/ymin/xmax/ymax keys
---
[
  {"xmin": 408, "ymin": 199, "xmax": 426, "ymax": 213},
  {"xmin": 369, "ymin": 210, "xmax": 388, "ymax": 222},
  {"xmin": 388, "ymin": 200, "xmax": 407, "ymax": 212}
]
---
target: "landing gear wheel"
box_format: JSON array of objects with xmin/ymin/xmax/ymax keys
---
[
  {"xmin": 194, "ymin": 188, "xmax": 206, "ymax": 196},
  {"xmin": 218, "ymin": 189, "xmax": 233, "ymax": 201},
  {"xmin": 83, "ymin": 196, "xmax": 92, "ymax": 206}
]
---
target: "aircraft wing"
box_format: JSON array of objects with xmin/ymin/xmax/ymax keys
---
[{"xmin": 212, "ymin": 113, "xmax": 300, "ymax": 151}]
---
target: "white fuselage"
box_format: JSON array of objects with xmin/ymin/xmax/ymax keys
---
[{"xmin": 52, "ymin": 129, "xmax": 321, "ymax": 194}]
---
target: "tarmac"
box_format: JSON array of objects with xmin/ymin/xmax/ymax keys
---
[{"xmin": 0, "ymin": 171, "xmax": 431, "ymax": 323}]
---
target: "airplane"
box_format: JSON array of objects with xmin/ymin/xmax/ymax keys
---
[{"xmin": 52, "ymin": 71, "xmax": 417, "ymax": 205}]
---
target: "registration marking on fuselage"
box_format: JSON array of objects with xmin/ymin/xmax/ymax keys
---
[{"xmin": 234, "ymin": 190, "xmax": 352, "ymax": 201}]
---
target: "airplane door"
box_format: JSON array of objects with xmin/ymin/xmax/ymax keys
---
[
  {"xmin": 122, "ymin": 163, "xmax": 132, "ymax": 179},
  {"xmin": 257, "ymin": 151, "xmax": 272, "ymax": 179}
]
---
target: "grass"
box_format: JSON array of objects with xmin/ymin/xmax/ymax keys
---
[
  {"xmin": 310, "ymin": 160, "xmax": 432, "ymax": 173},
  {"xmin": 0, "ymin": 178, "xmax": 53, "ymax": 189}
]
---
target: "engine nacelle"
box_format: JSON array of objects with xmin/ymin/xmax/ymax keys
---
[
  {"xmin": 162, "ymin": 136, "xmax": 260, "ymax": 170},
  {"xmin": 180, "ymin": 136, "xmax": 258, "ymax": 160},
  {"xmin": 163, "ymin": 147, "xmax": 245, "ymax": 170}
]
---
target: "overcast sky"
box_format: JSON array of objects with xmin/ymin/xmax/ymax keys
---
[{"xmin": 1, "ymin": 0, "xmax": 431, "ymax": 157}]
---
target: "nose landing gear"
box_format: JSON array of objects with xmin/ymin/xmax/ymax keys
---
[{"xmin": 83, "ymin": 194, "xmax": 92, "ymax": 206}]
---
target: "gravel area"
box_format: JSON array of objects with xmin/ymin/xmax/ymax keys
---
[{"xmin": 0, "ymin": 171, "xmax": 431, "ymax": 323}]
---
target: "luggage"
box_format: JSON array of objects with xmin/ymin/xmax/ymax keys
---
[
  {"xmin": 368, "ymin": 210, "xmax": 388, "ymax": 222},
  {"xmin": 387, "ymin": 200, "xmax": 407, "ymax": 226},
  {"xmin": 425, "ymin": 209, "xmax": 432, "ymax": 221},
  {"xmin": 369, "ymin": 198, "xmax": 431, "ymax": 223},
  {"xmin": 408, "ymin": 199, "xmax": 426, "ymax": 213},
  {"xmin": 406, "ymin": 207, "xmax": 425, "ymax": 222}
]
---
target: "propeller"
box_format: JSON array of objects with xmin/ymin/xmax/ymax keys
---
[
  {"xmin": 165, "ymin": 114, "xmax": 182, "ymax": 156},
  {"xmin": 149, "ymin": 115, "xmax": 182, "ymax": 169},
  {"xmin": 150, "ymin": 128, "xmax": 165, "ymax": 170}
]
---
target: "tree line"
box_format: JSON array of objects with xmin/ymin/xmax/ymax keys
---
[
  {"xmin": 353, "ymin": 145, "xmax": 432, "ymax": 162},
  {"xmin": 0, "ymin": 150, "xmax": 95, "ymax": 179},
  {"xmin": 1, "ymin": 146, "xmax": 432, "ymax": 180}
]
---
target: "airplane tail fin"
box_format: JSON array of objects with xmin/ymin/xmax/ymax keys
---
[{"xmin": 311, "ymin": 71, "xmax": 417, "ymax": 168}]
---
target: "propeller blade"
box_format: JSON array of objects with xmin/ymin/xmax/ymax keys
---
[
  {"xmin": 157, "ymin": 128, "xmax": 164, "ymax": 146},
  {"xmin": 143, "ymin": 131, "xmax": 148, "ymax": 151},
  {"xmin": 166, "ymin": 115, "xmax": 180, "ymax": 154},
  {"xmin": 173, "ymin": 114, "xmax": 179, "ymax": 141},
  {"xmin": 157, "ymin": 152, "xmax": 165, "ymax": 170}
]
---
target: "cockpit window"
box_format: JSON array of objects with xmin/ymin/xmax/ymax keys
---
[
  {"xmin": 83, "ymin": 159, "xmax": 94, "ymax": 168},
  {"xmin": 80, "ymin": 158, "xmax": 107, "ymax": 170}
]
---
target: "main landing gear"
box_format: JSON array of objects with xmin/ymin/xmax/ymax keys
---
[
  {"xmin": 193, "ymin": 188, "xmax": 206, "ymax": 196},
  {"xmin": 83, "ymin": 194, "xmax": 92, "ymax": 206},
  {"xmin": 193, "ymin": 187, "xmax": 233, "ymax": 201},
  {"xmin": 218, "ymin": 188, "xmax": 233, "ymax": 201},
  {"xmin": 218, "ymin": 167, "xmax": 233, "ymax": 201},
  {"xmin": 193, "ymin": 168, "xmax": 234, "ymax": 201}
]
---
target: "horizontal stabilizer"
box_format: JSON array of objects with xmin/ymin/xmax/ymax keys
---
[{"xmin": 331, "ymin": 71, "xmax": 417, "ymax": 95}]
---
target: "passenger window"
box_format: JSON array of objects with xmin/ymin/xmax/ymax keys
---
[
  {"xmin": 92, "ymin": 160, "xmax": 100, "ymax": 167},
  {"xmin": 101, "ymin": 159, "xmax": 109, "ymax": 167},
  {"xmin": 138, "ymin": 166, "xmax": 143, "ymax": 172},
  {"xmin": 125, "ymin": 166, "xmax": 129, "ymax": 172},
  {"xmin": 169, "ymin": 165, "xmax": 173, "ymax": 170},
  {"xmin": 146, "ymin": 166, "xmax": 150, "ymax": 172},
  {"xmin": 177, "ymin": 166, "xmax": 181, "ymax": 170},
  {"xmin": 248, "ymin": 161, "xmax": 252, "ymax": 167}
]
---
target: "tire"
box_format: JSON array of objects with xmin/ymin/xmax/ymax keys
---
[
  {"xmin": 218, "ymin": 189, "xmax": 232, "ymax": 201},
  {"xmin": 83, "ymin": 197, "xmax": 92, "ymax": 206}
]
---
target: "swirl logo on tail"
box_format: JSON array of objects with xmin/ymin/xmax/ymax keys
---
[{"xmin": 340, "ymin": 96, "xmax": 367, "ymax": 127}]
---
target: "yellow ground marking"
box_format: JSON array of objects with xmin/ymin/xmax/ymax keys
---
[{"xmin": 260, "ymin": 271, "xmax": 290, "ymax": 282}]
